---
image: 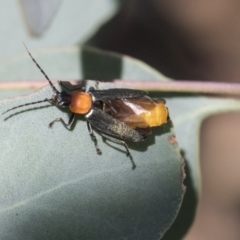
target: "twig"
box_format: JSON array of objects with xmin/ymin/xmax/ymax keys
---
[
  {"xmin": 113, "ymin": 80, "xmax": 240, "ymax": 95},
  {"xmin": 1, "ymin": 80, "xmax": 240, "ymax": 96}
]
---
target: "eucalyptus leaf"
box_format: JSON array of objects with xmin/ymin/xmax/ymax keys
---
[
  {"xmin": 2, "ymin": 46, "xmax": 240, "ymax": 239},
  {"xmin": 0, "ymin": 47, "xmax": 185, "ymax": 240},
  {"xmin": 20, "ymin": 0, "xmax": 63, "ymax": 36},
  {"xmin": 0, "ymin": 1, "xmax": 119, "ymax": 61},
  {"xmin": 161, "ymin": 95, "xmax": 240, "ymax": 240}
]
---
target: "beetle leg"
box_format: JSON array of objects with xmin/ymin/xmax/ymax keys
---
[
  {"xmin": 100, "ymin": 132, "xmax": 136, "ymax": 169},
  {"xmin": 89, "ymin": 81, "xmax": 99, "ymax": 91},
  {"xmin": 100, "ymin": 132, "xmax": 131, "ymax": 157},
  {"xmin": 95, "ymin": 81, "xmax": 99, "ymax": 89},
  {"xmin": 58, "ymin": 81, "xmax": 71, "ymax": 91},
  {"xmin": 48, "ymin": 113, "xmax": 75, "ymax": 128},
  {"xmin": 88, "ymin": 86, "xmax": 95, "ymax": 91},
  {"xmin": 87, "ymin": 121, "xmax": 102, "ymax": 155},
  {"xmin": 58, "ymin": 81, "xmax": 86, "ymax": 91}
]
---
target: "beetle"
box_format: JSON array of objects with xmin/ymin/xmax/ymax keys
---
[{"xmin": 2, "ymin": 45, "xmax": 169, "ymax": 157}]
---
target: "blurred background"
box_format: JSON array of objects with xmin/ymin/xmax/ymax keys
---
[{"xmin": 1, "ymin": 0, "xmax": 240, "ymax": 239}]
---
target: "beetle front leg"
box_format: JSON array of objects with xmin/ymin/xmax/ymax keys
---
[
  {"xmin": 48, "ymin": 113, "xmax": 75, "ymax": 128},
  {"xmin": 58, "ymin": 81, "xmax": 86, "ymax": 92},
  {"xmin": 87, "ymin": 121, "xmax": 102, "ymax": 155}
]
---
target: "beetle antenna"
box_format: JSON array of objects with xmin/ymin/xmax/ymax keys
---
[
  {"xmin": 23, "ymin": 42, "xmax": 59, "ymax": 94},
  {"xmin": 2, "ymin": 99, "xmax": 50, "ymax": 115}
]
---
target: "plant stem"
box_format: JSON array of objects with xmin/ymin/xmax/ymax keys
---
[
  {"xmin": 1, "ymin": 80, "xmax": 240, "ymax": 96},
  {"xmin": 113, "ymin": 80, "xmax": 240, "ymax": 96}
]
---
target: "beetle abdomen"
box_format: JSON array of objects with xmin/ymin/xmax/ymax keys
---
[{"xmin": 140, "ymin": 103, "xmax": 168, "ymax": 127}]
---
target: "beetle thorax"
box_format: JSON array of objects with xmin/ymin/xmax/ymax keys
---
[{"xmin": 69, "ymin": 91, "xmax": 92, "ymax": 114}]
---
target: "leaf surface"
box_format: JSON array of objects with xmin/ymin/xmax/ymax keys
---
[{"xmin": 0, "ymin": 47, "xmax": 185, "ymax": 240}]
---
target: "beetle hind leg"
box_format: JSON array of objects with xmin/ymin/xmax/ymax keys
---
[
  {"xmin": 100, "ymin": 133, "xmax": 131, "ymax": 157},
  {"xmin": 100, "ymin": 133, "xmax": 136, "ymax": 169},
  {"xmin": 87, "ymin": 121, "xmax": 102, "ymax": 155}
]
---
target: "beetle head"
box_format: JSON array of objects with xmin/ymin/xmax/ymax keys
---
[
  {"xmin": 2, "ymin": 44, "xmax": 71, "ymax": 115},
  {"xmin": 51, "ymin": 91, "xmax": 72, "ymax": 108}
]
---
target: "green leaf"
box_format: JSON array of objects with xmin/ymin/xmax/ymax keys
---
[
  {"xmin": 0, "ymin": 47, "xmax": 185, "ymax": 240},
  {"xmin": 0, "ymin": 1, "xmax": 121, "ymax": 61},
  {"xmin": 20, "ymin": 0, "xmax": 63, "ymax": 36},
  {"xmin": 163, "ymin": 95, "xmax": 240, "ymax": 240}
]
